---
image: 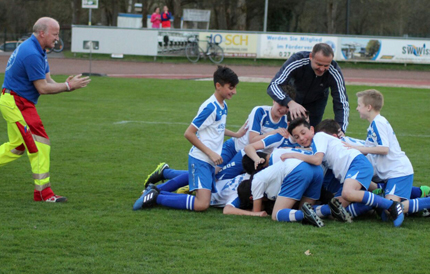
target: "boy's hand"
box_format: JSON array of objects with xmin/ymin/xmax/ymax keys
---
[
  {"xmin": 342, "ymin": 141, "xmax": 353, "ymax": 149},
  {"xmin": 274, "ymin": 128, "xmax": 289, "ymax": 138},
  {"xmin": 209, "ymin": 151, "xmax": 223, "ymax": 166},
  {"xmin": 254, "ymin": 211, "xmax": 268, "ymax": 217},
  {"xmin": 254, "ymin": 157, "xmax": 265, "ymax": 170},
  {"xmin": 236, "ymin": 120, "xmax": 248, "ymax": 138}
]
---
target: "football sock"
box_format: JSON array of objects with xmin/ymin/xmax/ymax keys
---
[
  {"xmin": 410, "ymin": 186, "xmax": 421, "ymax": 199},
  {"xmin": 313, "ymin": 205, "xmax": 331, "ymax": 218},
  {"xmin": 157, "ymin": 173, "xmax": 188, "ymax": 192},
  {"xmin": 156, "ymin": 192, "xmax": 195, "ymax": 210},
  {"xmin": 407, "ymin": 197, "xmax": 430, "ymax": 214},
  {"xmin": 346, "ymin": 203, "xmax": 372, "ymax": 218},
  {"xmin": 276, "ymin": 208, "xmax": 303, "ymax": 222},
  {"xmin": 362, "ymin": 191, "xmax": 393, "ymax": 209},
  {"xmin": 163, "ymin": 169, "xmax": 188, "ymax": 180}
]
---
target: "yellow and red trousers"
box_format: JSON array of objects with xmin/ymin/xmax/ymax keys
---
[{"xmin": 0, "ymin": 88, "xmax": 53, "ymax": 200}]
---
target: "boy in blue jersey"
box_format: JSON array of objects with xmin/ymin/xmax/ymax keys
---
[
  {"xmin": 134, "ymin": 66, "xmax": 241, "ymax": 212},
  {"xmin": 344, "ymin": 89, "xmax": 430, "ymax": 217},
  {"xmin": 282, "ymin": 117, "xmax": 405, "ymax": 227}
]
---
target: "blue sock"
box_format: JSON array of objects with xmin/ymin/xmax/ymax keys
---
[
  {"xmin": 362, "ymin": 191, "xmax": 393, "ymax": 209},
  {"xmin": 276, "ymin": 208, "xmax": 303, "ymax": 222},
  {"xmin": 313, "ymin": 205, "xmax": 331, "ymax": 217},
  {"xmin": 408, "ymin": 197, "xmax": 430, "ymax": 214},
  {"xmin": 346, "ymin": 203, "xmax": 372, "ymax": 217},
  {"xmin": 163, "ymin": 169, "xmax": 188, "ymax": 180},
  {"xmin": 156, "ymin": 192, "xmax": 195, "ymax": 210},
  {"xmin": 157, "ymin": 173, "xmax": 188, "ymax": 192},
  {"xmin": 410, "ymin": 187, "xmax": 421, "ymax": 199}
]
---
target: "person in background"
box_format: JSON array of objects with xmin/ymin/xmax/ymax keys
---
[
  {"xmin": 161, "ymin": 5, "xmax": 172, "ymax": 29},
  {"xmin": 150, "ymin": 7, "xmax": 161, "ymax": 29}
]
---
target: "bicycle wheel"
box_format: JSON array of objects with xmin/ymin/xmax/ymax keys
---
[
  {"xmin": 185, "ymin": 42, "xmax": 200, "ymax": 63},
  {"xmin": 208, "ymin": 44, "xmax": 224, "ymax": 64},
  {"xmin": 47, "ymin": 38, "xmax": 64, "ymax": 54}
]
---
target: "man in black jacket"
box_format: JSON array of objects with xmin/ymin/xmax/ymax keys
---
[{"xmin": 267, "ymin": 43, "xmax": 349, "ymax": 133}]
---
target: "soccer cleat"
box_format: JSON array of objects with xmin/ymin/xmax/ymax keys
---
[
  {"xmin": 301, "ymin": 202, "xmax": 325, "ymax": 228},
  {"xmin": 422, "ymin": 208, "xmax": 430, "ymax": 217},
  {"xmin": 328, "ymin": 198, "xmax": 353, "ymax": 223},
  {"xmin": 372, "ymin": 188, "xmax": 384, "ymax": 196},
  {"xmin": 388, "ymin": 201, "xmax": 404, "ymax": 227},
  {"xmin": 133, "ymin": 184, "xmax": 160, "ymax": 210},
  {"xmin": 144, "ymin": 162, "xmax": 169, "ymax": 188},
  {"xmin": 420, "ymin": 186, "xmax": 430, "ymax": 198},
  {"xmin": 44, "ymin": 195, "xmax": 68, "ymax": 203},
  {"xmin": 176, "ymin": 185, "xmax": 195, "ymax": 195}
]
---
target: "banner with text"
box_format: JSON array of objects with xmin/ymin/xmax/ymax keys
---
[
  {"xmin": 199, "ymin": 32, "xmax": 258, "ymax": 57},
  {"xmin": 258, "ymin": 34, "xmax": 338, "ymax": 59}
]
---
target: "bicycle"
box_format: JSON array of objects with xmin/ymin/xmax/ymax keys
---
[
  {"xmin": 16, "ymin": 34, "xmax": 64, "ymax": 54},
  {"xmin": 185, "ymin": 35, "xmax": 224, "ymax": 64}
]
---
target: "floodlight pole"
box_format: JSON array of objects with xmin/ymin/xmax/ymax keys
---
[
  {"xmin": 346, "ymin": 0, "xmax": 350, "ymax": 34},
  {"xmin": 263, "ymin": 0, "xmax": 269, "ymax": 32},
  {"xmin": 88, "ymin": 8, "xmax": 92, "ymax": 26}
]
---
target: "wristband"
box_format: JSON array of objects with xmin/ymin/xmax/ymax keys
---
[{"xmin": 65, "ymin": 81, "xmax": 71, "ymax": 91}]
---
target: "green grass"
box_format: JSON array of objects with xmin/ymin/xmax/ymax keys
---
[
  {"xmin": 64, "ymin": 50, "xmax": 430, "ymax": 71},
  {"xmin": 1, "ymin": 76, "xmax": 429, "ymax": 273}
]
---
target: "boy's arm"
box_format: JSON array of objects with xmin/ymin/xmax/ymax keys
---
[
  {"xmin": 225, "ymin": 120, "xmax": 248, "ymax": 138},
  {"xmin": 184, "ymin": 124, "xmax": 223, "ymax": 165},
  {"xmin": 252, "ymin": 198, "xmax": 263, "ymax": 212},
  {"xmin": 248, "ymin": 127, "xmax": 289, "ymax": 144},
  {"xmin": 280, "ymin": 152, "xmax": 324, "ymax": 166},
  {"xmin": 223, "ymin": 205, "xmax": 268, "ymax": 217},
  {"xmin": 244, "ymin": 141, "xmax": 266, "ymax": 170},
  {"xmin": 343, "ymin": 142, "xmax": 389, "ymax": 155}
]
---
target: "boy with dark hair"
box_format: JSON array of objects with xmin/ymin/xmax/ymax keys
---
[
  {"xmin": 283, "ymin": 117, "xmax": 405, "ymax": 227},
  {"xmin": 134, "ymin": 66, "xmax": 243, "ymax": 212}
]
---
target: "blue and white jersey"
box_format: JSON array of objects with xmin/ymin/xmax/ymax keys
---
[
  {"xmin": 365, "ymin": 114, "xmax": 413, "ymax": 180},
  {"xmin": 270, "ymin": 147, "xmax": 313, "ymax": 165},
  {"xmin": 210, "ymin": 173, "xmax": 250, "ymax": 208},
  {"xmin": 261, "ymin": 133, "xmax": 299, "ymax": 152},
  {"xmin": 189, "ymin": 94, "xmax": 227, "ymax": 165},
  {"xmin": 251, "ymin": 158, "xmax": 302, "ymax": 201},
  {"xmin": 233, "ymin": 106, "xmax": 288, "ymax": 151},
  {"xmin": 311, "ymin": 132, "xmax": 361, "ymax": 184},
  {"xmin": 341, "ymin": 136, "xmax": 365, "ymax": 146}
]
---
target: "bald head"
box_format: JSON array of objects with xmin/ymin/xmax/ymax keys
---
[{"xmin": 33, "ymin": 17, "xmax": 59, "ymax": 36}]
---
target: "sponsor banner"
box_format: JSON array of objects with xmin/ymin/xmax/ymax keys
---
[
  {"xmin": 339, "ymin": 37, "xmax": 430, "ymax": 63},
  {"xmin": 258, "ymin": 34, "xmax": 338, "ymax": 59},
  {"xmin": 199, "ymin": 32, "xmax": 258, "ymax": 57}
]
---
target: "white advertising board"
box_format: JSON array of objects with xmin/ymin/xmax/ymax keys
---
[
  {"xmin": 71, "ymin": 26, "xmax": 158, "ymax": 56},
  {"xmin": 258, "ymin": 34, "xmax": 338, "ymax": 59},
  {"xmin": 339, "ymin": 37, "xmax": 430, "ymax": 63}
]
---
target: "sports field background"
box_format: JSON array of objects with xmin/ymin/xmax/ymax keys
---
[{"xmin": 1, "ymin": 75, "xmax": 429, "ymax": 273}]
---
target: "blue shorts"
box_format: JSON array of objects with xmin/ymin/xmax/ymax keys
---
[
  {"xmin": 322, "ymin": 169, "xmax": 342, "ymax": 194},
  {"xmin": 385, "ymin": 174, "xmax": 414, "ymax": 200},
  {"xmin": 219, "ymin": 138, "xmax": 237, "ymax": 167},
  {"xmin": 188, "ymin": 156, "xmax": 217, "ymax": 193},
  {"xmin": 278, "ymin": 162, "xmax": 323, "ymax": 201},
  {"xmin": 334, "ymin": 154, "xmax": 373, "ymax": 197},
  {"xmin": 216, "ymin": 150, "xmax": 244, "ymax": 180}
]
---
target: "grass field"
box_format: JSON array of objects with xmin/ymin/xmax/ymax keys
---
[{"xmin": 1, "ymin": 75, "xmax": 429, "ymax": 273}]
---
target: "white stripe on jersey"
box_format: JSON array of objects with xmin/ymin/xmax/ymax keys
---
[
  {"xmin": 329, "ymin": 66, "xmax": 349, "ymax": 132},
  {"xmin": 270, "ymin": 59, "xmax": 310, "ymax": 100}
]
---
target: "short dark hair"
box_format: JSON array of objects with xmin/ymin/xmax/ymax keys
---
[
  {"xmin": 242, "ymin": 152, "xmax": 268, "ymax": 175},
  {"xmin": 312, "ymin": 43, "xmax": 334, "ymax": 58},
  {"xmin": 315, "ymin": 119, "xmax": 340, "ymax": 135},
  {"xmin": 237, "ymin": 179, "xmax": 253, "ymax": 209},
  {"xmin": 213, "ymin": 66, "xmax": 239, "ymax": 88},
  {"xmin": 287, "ymin": 117, "xmax": 311, "ymax": 135}
]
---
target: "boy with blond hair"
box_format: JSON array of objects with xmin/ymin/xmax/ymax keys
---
[{"xmin": 345, "ymin": 89, "xmax": 430, "ymax": 217}]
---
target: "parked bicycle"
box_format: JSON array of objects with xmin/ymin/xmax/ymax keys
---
[
  {"xmin": 185, "ymin": 35, "xmax": 224, "ymax": 64},
  {"xmin": 16, "ymin": 34, "xmax": 64, "ymax": 54}
]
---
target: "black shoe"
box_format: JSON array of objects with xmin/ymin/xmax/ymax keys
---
[
  {"xmin": 144, "ymin": 163, "xmax": 169, "ymax": 188},
  {"xmin": 133, "ymin": 184, "xmax": 160, "ymax": 210},
  {"xmin": 388, "ymin": 201, "xmax": 404, "ymax": 227},
  {"xmin": 301, "ymin": 202, "xmax": 324, "ymax": 227},
  {"xmin": 328, "ymin": 198, "xmax": 353, "ymax": 223}
]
